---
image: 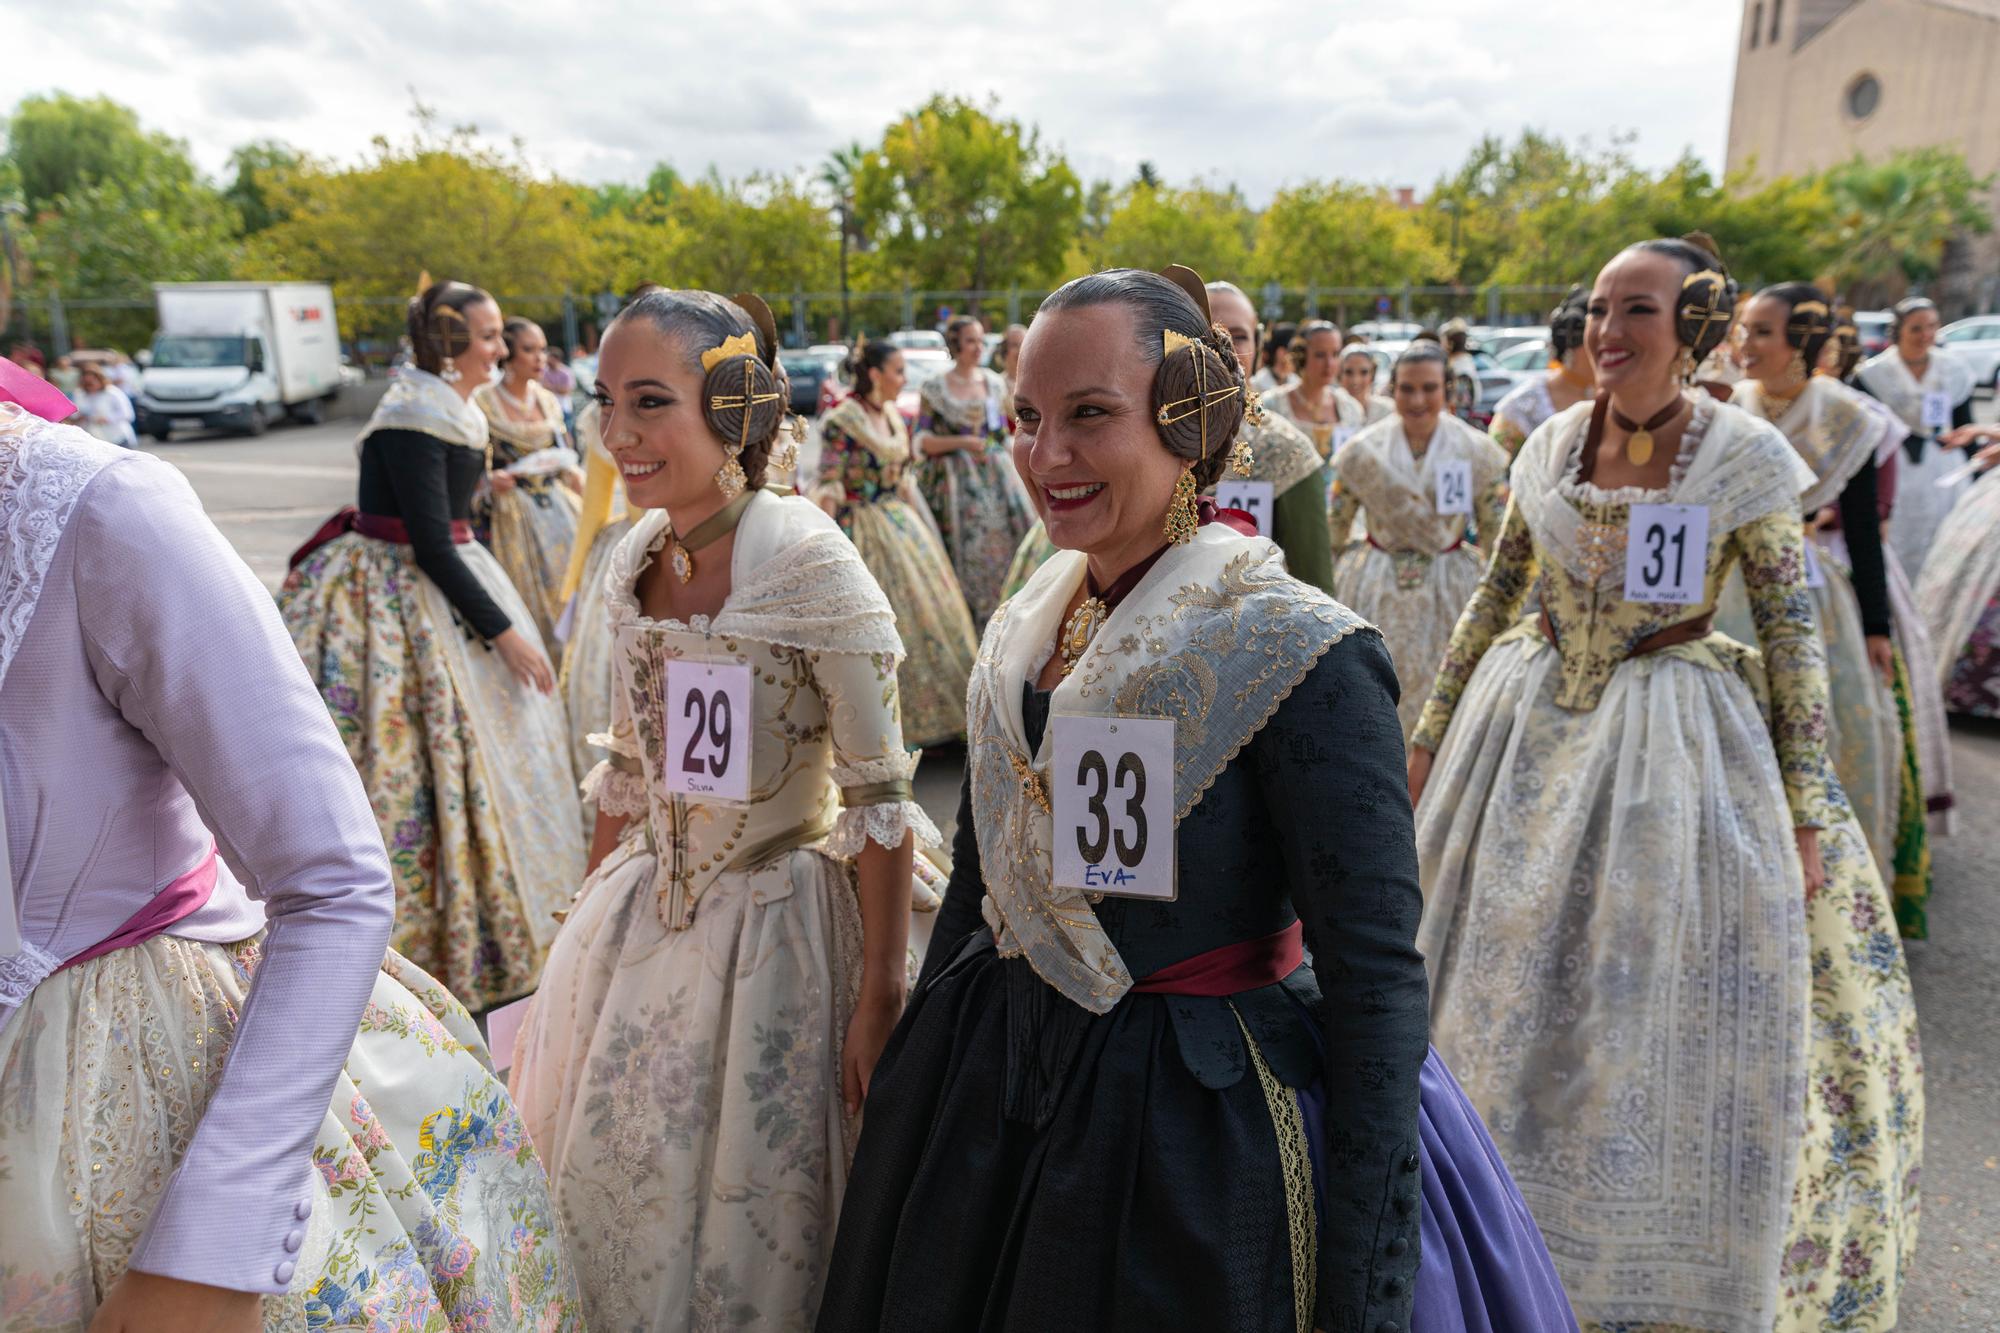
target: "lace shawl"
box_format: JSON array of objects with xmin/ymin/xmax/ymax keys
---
[
  {"xmin": 967, "ymin": 524, "xmax": 1367, "ymax": 1013},
  {"xmin": 917, "ymin": 368, "xmax": 1008, "ymax": 436},
  {"xmin": 1513, "ymin": 398, "xmax": 1814, "ymax": 593},
  {"xmin": 473, "ymin": 379, "xmax": 570, "ymax": 461},
  {"xmin": 1733, "ymin": 376, "xmax": 1899, "ymax": 513},
  {"xmin": 1335, "ymin": 413, "xmax": 1509, "ymax": 552},
  {"xmin": 1239, "ymin": 412, "xmax": 1325, "ymax": 494},
  {"xmin": 361, "ymin": 369, "xmax": 489, "ymax": 450},
  {"xmin": 1492, "ymin": 372, "xmax": 1555, "ymax": 440},
  {"xmin": 822, "ymin": 397, "xmax": 911, "ymax": 466},
  {"xmin": 0, "ymin": 408, "xmax": 127, "ymax": 1009},
  {"xmin": 1857, "ymin": 347, "xmax": 1976, "ymax": 431}
]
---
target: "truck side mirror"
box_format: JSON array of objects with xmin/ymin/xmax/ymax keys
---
[{"xmin": 246, "ymin": 340, "xmax": 265, "ymax": 372}]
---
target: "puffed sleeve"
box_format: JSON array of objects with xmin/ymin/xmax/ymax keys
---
[
  {"xmin": 814, "ymin": 648, "xmax": 942, "ymax": 859},
  {"xmin": 75, "ymin": 457, "xmax": 395, "ymax": 1295},
  {"xmin": 1735, "ymin": 510, "xmax": 1841, "ymax": 829},
  {"xmin": 1411, "ymin": 495, "xmax": 1538, "ymax": 751},
  {"xmin": 577, "ymin": 624, "xmax": 647, "ymax": 822},
  {"xmin": 1472, "ymin": 473, "xmax": 1508, "ymax": 553},
  {"xmin": 1253, "ymin": 632, "xmax": 1427, "ymax": 1332}
]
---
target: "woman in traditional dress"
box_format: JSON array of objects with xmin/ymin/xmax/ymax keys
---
[
  {"xmin": 1340, "ymin": 345, "xmax": 1395, "ymax": 425},
  {"xmin": 1858, "ymin": 296, "xmax": 1978, "ymax": 576},
  {"xmin": 507, "ymin": 290, "xmax": 941, "ymax": 1331},
  {"xmin": 1249, "ymin": 319, "xmax": 1297, "ymax": 395},
  {"xmin": 1918, "ymin": 435, "xmax": 2000, "ymax": 719},
  {"xmin": 556, "ymin": 397, "xmax": 632, "ymax": 832},
  {"xmin": 914, "ymin": 314, "xmax": 1035, "ymax": 623},
  {"xmin": 819, "ymin": 267, "xmax": 1576, "ymax": 1333},
  {"xmin": 280, "ymin": 281, "xmax": 585, "ymax": 1010},
  {"xmin": 813, "ymin": 339, "xmax": 978, "ymax": 747},
  {"xmin": 1489, "ymin": 286, "xmax": 1594, "ymax": 455},
  {"xmin": 0, "ymin": 359, "xmax": 583, "ymax": 1333},
  {"xmin": 1329, "ymin": 344, "xmax": 1509, "ymax": 739},
  {"xmin": 472, "ymin": 316, "xmax": 584, "ymax": 658},
  {"xmin": 1441, "ymin": 319, "xmax": 1482, "ymax": 421},
  {"xmin": 1727, "ymin": 282, "xmax": 1942, "ymax": 933},
  {"xmin": 1261, "ymin": 319, "xmax": 1365, "ymax": 461},
  {"xmin": 1409, "ymin": 237, "xmax": 1923, "ymax": 1332}
]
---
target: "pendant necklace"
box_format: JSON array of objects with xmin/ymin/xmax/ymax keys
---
[
  {"xmin": 1609, "ymin": 396, "xmax": 1685, "ymax": 467},
  {"xmin": 665, "ymin": 488, "xmax": 757, "ymax": 584}
]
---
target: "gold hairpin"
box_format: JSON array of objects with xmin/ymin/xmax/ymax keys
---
[
  {"xmin": 700, "ymin": 331, "xmax": 760, "ymax": 372},
  {"xmin": 1793, "ymin": 300, "xmax": 1830, "ymax": 319},
  {"xmin": 1162, "ymin": 329, "xmax": 1198, "ymax": 356},
  {"xmin": 709, "ymin": 361, "xmax": 783, "ymax": 447}
]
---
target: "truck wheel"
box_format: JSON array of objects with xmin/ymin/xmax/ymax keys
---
[
  {"xmin": 243, "ymin": 407, "xmax": 269, "ymax": 437},
  {"xmin": 290, "ymin": 398, "xmax": 325, "ymax": 426},
  {"xmin": 149, "ymin": 427, "xmax": 174, "ymax": 443}
]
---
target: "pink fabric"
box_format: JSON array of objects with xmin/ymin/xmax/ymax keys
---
[
  {"xmin": 57, "ymin": 844, "xmax": 219, "ymax": 973},
  {"xmin": 0, "ymin": 356, "xmax": 77, "ymax": 422}
]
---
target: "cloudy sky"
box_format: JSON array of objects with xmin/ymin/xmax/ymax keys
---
[{"xmin": 7, "ymin": 0, "xmax": 1746, "ymax": 200}]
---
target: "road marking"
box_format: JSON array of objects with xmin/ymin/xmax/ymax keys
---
[{"xmin": 158, "ymin": 458, "xmax": 355, "ymax": 481}]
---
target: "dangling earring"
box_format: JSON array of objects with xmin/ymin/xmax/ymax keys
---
[
  {"xmin": 440, "ymin": 355, "xmax": 462, "ymax": 385},
  {"xmin": 1163, "ymin": 467, "xmax": 1200, "ymax": 545},
  {"xmin": 713, "ymin": 445, "xmax": 747, "ymax": 500},
  {"xmin": 1788, "ymin": 348, "xmax": 1809, "ymax": 386},
  {"xmin": 1673, "ymin": 347, "xmax": 1696, "ymax": 385}
]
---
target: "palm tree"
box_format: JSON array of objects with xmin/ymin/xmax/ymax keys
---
[
  {"xmin": 1824, "ymin": 147, "xmax": 1992, "ymax": 303},
  {"xmin": 820, "ymin": 142, "xmax": 869, "ymax": 334}
]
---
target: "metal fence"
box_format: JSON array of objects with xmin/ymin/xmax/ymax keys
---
[{"xmin": 5, "ymin": 283, "xmax": 1580, "ymax": 362}]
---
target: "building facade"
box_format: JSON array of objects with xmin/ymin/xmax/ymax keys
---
[{"xmin": 1727, "ymin": 0, "xmax": 2000, "ymax": 314}]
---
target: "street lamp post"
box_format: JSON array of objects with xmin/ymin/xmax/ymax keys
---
[{"xmin": 1441, "ymin": 199, "xmax": 1462, "ymax": 281}]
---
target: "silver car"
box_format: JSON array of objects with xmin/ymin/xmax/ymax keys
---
[{"xmin": 1938, "ymin": 315, "xmax": 2000, "ymax": 394}]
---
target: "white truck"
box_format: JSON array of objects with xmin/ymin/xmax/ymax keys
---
[{"xmin": 135, "ymin": 282, "xmax": 343, "ymax": 439}]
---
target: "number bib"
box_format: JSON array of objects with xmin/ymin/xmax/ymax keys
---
[
  {"xmin": 663, "ymin": 659, "xmax": 754, "ymax": 803},
  {"xmin": 1331, "ymin": 425, "xmax": 1356, "ymax": 453},
  {"xmin": 1921, "ymin": 390, "xmax": 1951, "ymax": 432},
  {"xmin": 1434, "ymin": 459, "xmax": 1473, "ymax": 515},
  {"xmin": 1214, "ymin": 480, "xmax": 1275, "ymax": 536},
  {"xmin": 1051, "ymin": 715, "xmax": 1176, "ymax": 901},
  {"xmin": 483, "ymin": 994, "xmax": 534, "ymax": 1076},
  {"xmin": 1623, "ymin": 503, "xmax": 1709, "ymax": 605}
]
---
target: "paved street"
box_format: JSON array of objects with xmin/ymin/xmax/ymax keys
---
[{"xmin": 153, "ymin": 388, "xmax": 1996, "ymax": 1329}]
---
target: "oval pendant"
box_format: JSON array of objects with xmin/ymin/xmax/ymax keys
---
[
  {"xmin": 1626, "ymin": 428, "xmax": 1654, "ymax": 466},
  {"xmin": 671, "ymin": 545, "xmax": 694, "ymax": 583}
]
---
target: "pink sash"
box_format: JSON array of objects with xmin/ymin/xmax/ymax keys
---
[{"xmin": 57, "ymin": 845, "xmax": 219, "ymax": 973}]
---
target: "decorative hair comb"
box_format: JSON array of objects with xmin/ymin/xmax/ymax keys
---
[{"xmin": 700, "ymin": 331, "xmax": 761, "ymax": 372}]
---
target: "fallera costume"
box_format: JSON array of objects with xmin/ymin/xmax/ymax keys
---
[
  {"xmin": 814, "ymin": 394, "xmax": 978, "ymax": 747},
  {"xmin": 1919, "ymin": 466, "xmax": 2000, "ymax": 720},
  {"xmin": 0, "ymin": 405, "xmax": 583, "ymax": 1331},
  {"xmin": 472, "ymin": 377, "xmax": 584, "ymax": 660},
  {"xmin": 507, "ymin": 489, "xmax": 943, "ymax": 1331},
  {"xmin": 913, "ymin": 367, "xmax": 1035, "ymax": 624},
  {"xmin": 1413, "ymin": 397, "xmax": 1922, "ymax": 1332},
  {"xmin": 279, "ymin": 370, "xmax": 586, "ymax": 1009},
  {"xmin": 818, "ymin": 514, "xmax": 1576, "ymax": 1333},
  {"xmin": 555, "ymin": 400, "xmax": 633, "ymax": 833},
  {"xmin": 1856, "ymin": 347, "xmax": 1976, "ymax": 577},
  {"xmin": 1328, "ymin": 412, "xmax": 1509, "ymax": 738}
]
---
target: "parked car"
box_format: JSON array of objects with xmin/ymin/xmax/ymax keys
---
[
  {"xmin": 1349, "ymin": 319, "xmax": 1424, "ymax": 342},
  {"xmin": 1494, "ymin": 339, "xmax": 1551, "ymax": 373},
  {"xmin": 1938, "ymin": 315, "xmax": 2000, "ymax": 393},
  {"xmin": 886, "ymin": 329, "xmax": 947, "ymax": 352},
  {"xmin": 1473, "ymin": 325, "xmax": 1550, "ymax": 358},
  {"xmin": 1854, "ymin": 310, "xmax": 1893, "ymax": 358},
  {"xmin": 779, "ymin": 348, "xmax": 844, "ymax": 416}
]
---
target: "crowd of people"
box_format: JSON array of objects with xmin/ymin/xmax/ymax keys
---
[{"xmin": 1, "ymin": 222, "xmax": 1995, "ymax": 1333}]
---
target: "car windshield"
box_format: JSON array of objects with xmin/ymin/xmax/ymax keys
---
[
  {"xmin": 152, "ymin": 335, "xmax": 248, "ymax": 369},
  {"xmin": 779, "ymin": 354, "xmax": 827, "ymax": 375}
]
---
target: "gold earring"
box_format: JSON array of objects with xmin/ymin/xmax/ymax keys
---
[
  {"xmin": 1163, "ymin": 467, "xmax": 1200, "ymax": 545},
  {"xmin": 714, "ymin": 446, "xmax": 747, "ymax": 499},
  {"xmin": 1673, "ymin": 347, "xmax": 1696, "ymax": 384},
  {"xmin": 440, "ymin": 355, "xmax": 462, "ymax": 384}
]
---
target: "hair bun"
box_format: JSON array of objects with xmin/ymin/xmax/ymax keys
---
[
  {"xmin": 1153, "ymin": 329, "xmax": 1245, "ymax": 471},
  {"xmin": 1680, "ymin": 230, "xmax": 1726, "ymax": 268},
  {"xmin": 701, "ymin": 352, "xmax": 787, "ymax": 456}
]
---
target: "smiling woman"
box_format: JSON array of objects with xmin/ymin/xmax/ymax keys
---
[{"xmin": 818, "ymin": 266, "xmax": 1575, "ymax": 1333}]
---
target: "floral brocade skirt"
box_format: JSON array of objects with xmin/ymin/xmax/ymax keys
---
[
  {"xmin": 916, "ymin": 442, "xmax": 1034, "ymax": 625},
  {"xmin": 1332, "ymin": 539, "xmax": 1485, "ymax": 741},
  {"xmin": 279, "ymin": 533, "xmax": 585, "ymax": 1009},
  {"xmin": 506, "ymin": 836, "xmax": 865, "ymax": 1332},
  {"xmin": 1419, "ymin": 629, "xmax": 1922, "ymax": 1332},
  {"xmin": 837, "ymin": 494, "xmax": 977, "ymax": 747},
  {"xmin": 0, "ymin": 935, "xmax": 583, "ymax": 1332},
  {"xmin": 484, "ymin": 476, "xmax": 581, "ymax": 669}
]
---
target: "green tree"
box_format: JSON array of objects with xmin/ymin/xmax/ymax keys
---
[
  {"xmin": 664, "ymin": 171, "xmax": 835, "ymax": 295},
  {"xmin": 223, "ymin": 140, "xmax": 304, "ymax": 234},
  {"xmin": 1252, "ymin": 184, "xmax": 1450, "ymax": 288},
  {"xmin": 1089, "ymin": 178, "xmax": 1255, "ymax": 279},
  {"xmin": 1820, "ymin": 147, "xmax": 1993, "ymax": 296},
  {"xmin": 4, "ymin": 93, "xmax": 202, "ymax": 213},
  {"xmin": 852, "ymin": 95, "xmax": 1082, "ymax": 293}
]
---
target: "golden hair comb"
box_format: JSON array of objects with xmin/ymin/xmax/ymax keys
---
[{"xmin": 700, "ymin": 331, "xmax": 760, "ymax": 372}]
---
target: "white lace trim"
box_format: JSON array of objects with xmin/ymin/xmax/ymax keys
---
[
  {"xmin": 823, "ymin": 800, "xmax": 942, "ymax": 858},
  {"xmin": 0, "ymin": 409, "xmax": 124, "ymax": 688},
  {"xmin": 585, "ymin": 725, "xmax": 639, "ymax": 761},
  {"xmin": 0, "ymin": 938, "xmax": 61, "ymax": 1012},
  {"xmin": 579, "ymin": 760, "xmax": 648, "ymax": 818}
]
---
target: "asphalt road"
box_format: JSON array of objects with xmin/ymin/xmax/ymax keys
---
[{"xmin": 152, "ymin": 388, "xmax": 1996, "ymax": 1329}]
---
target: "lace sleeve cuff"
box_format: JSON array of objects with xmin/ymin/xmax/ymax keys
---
[
  {"xmin": 580, "ymin": 759, "xmax": 647, "ymax": 819},
  {"xmin": 823, "ymin": 799, "xmax": 943, "ymax": 858},
  {"xmin": 586, "ymin": 722, "xmax": 641, "ymax": 761}
]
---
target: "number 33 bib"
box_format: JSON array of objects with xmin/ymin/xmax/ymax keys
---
[{"xmin": 1052, "ymin": 715, "xmax": 1176, "ymax": 900}]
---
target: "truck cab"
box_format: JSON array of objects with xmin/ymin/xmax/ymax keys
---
[{"xmin": 134, "ymin": 282, "xmax": 342, "ymax": 440}]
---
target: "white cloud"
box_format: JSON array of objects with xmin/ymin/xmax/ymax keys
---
[{"xmin": 1, "ymin": 0, "xmax": 1740, "ymax": 200}]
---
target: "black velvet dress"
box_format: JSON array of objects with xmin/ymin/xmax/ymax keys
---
[{"xmin": 818, "ymin": 629, "xmax": 1430, "ymax": 1333}]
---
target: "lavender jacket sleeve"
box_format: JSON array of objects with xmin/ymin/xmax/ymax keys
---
[{"xmin": 74, "ymin": 460, "xmax": 395, "ymax": 1294}]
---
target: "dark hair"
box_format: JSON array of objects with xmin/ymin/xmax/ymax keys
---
[
  {"xmin": 1297, "ymin": 319, "xmax": 1342, "ymax": 346},
  {"xmin": 624, "ymin": 281, "xmax": 665, "ymax": 308},
  {"xmin": 499, "ymin": 316, "xmax": 542, "ymax": 368},
  {"xmin": 614, "ymin": 288, "xmax": 788, "ymax": 490},
  {"xmin": 847, "ymin": 339, "xmax": 901, "ymax": 397},
  {"xmin": 1037, "ymin": 268, "xmax": 1246, "ymax": 488},
  {"xmin": 945, "ymin": 314, "xmax": 984, "ymax": 356},
  {"xmin": 1831, "ymin": 303, "xmax": 1865, "ymax": 379},
  {"xmin": 1391, "ymin": 341, "xmax": 1448, "ymax": 389},
  {"xmin": 1891, "ymin": 296, "xmax": 1938, "ymax": 342},
  {"xmin": 1756, "ymin": 282, "xmax": 1836, "ymax": 370},
  {"xmin": 1617, "ymin": 233, "xmax": 1739, "ymax": 360},
  {"xmin": 1264, "ymin": 321, "xmax": 1298, "ymax": 371},
  {"xmin": 1548, "ymin": 285, "xmax": 1588, "ymax": 362},
  {"xmin": 406, "ymin": 280, "xmax": 494, "ymax": 375}
]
